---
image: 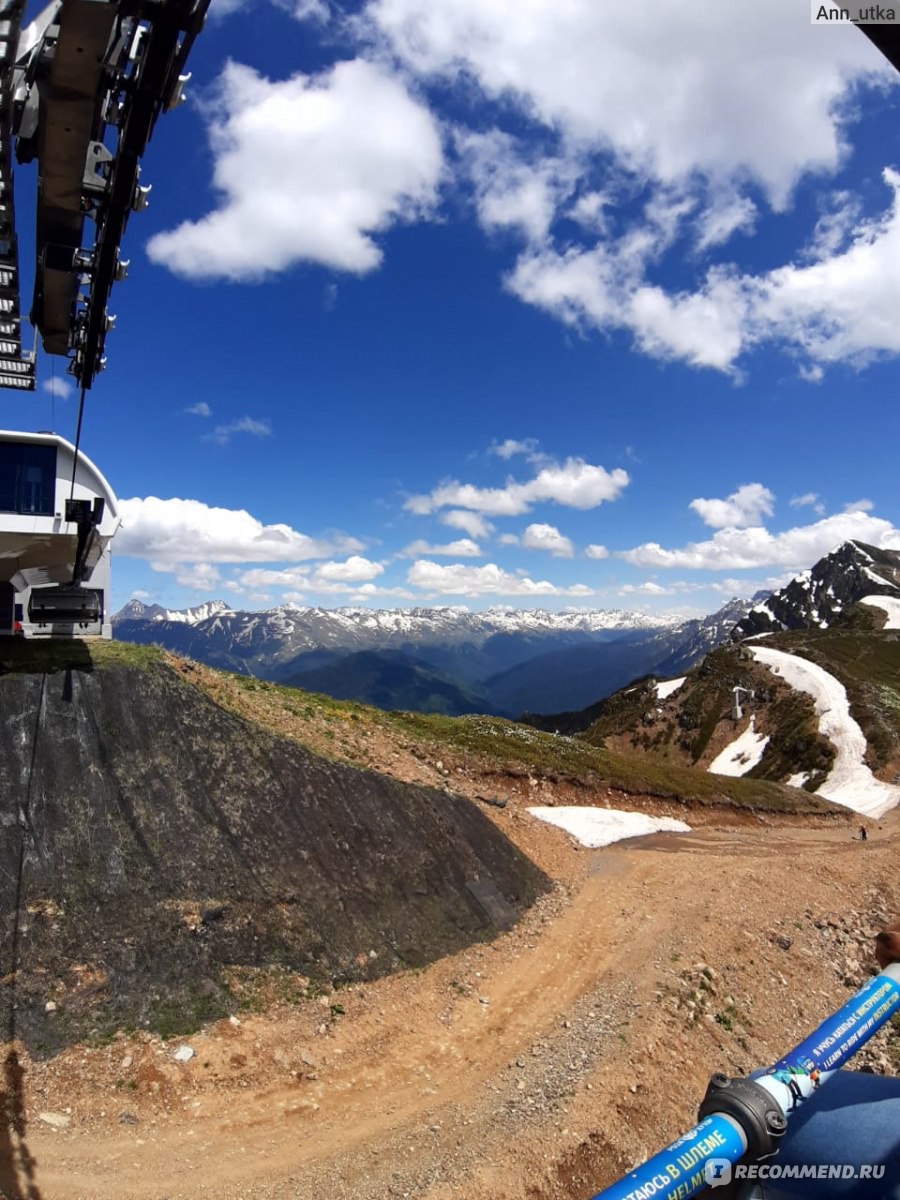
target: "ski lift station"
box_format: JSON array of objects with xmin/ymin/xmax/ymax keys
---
[{"xmin": 0, "ymin": 430, "xmax": 120, "ymax": 638}]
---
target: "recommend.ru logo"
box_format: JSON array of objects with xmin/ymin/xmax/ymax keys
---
[{"xmin": 705, "ymin": 1158, "xmax": 733, "ymax": 1187}]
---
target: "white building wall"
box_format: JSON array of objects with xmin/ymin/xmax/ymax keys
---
[{"xmin": 0, "ymin": 430, "xmax": 121, "ymax": 638}]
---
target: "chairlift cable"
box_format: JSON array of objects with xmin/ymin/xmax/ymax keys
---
[{"xmin": 68, "ymin": 384, "xmax": 88, "ymax": 506}]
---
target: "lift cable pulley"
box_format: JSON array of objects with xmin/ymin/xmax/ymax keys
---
[{"xmin": 0, "ymin": 0, "xmax": 209, "ymax": 395}]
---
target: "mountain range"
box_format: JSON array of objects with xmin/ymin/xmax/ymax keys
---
[
  {"xmin": 113, "ymin": 596, "xmax": 761, "ymax": 716},
  {"xmin": 524, "ymin": 539, "xmax": 900, "ymax": 818}
]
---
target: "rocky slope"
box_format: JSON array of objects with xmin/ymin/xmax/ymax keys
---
[
  {"xmin": 0, "ymin": 642, "xmax": 547, "ymax": 1055},
  {"xmin": 529, "ymin": 617, "xmax": 900, "ymax": 815},
  {"xmin": 733, "ymin": 540, "xmax": 900, "ymax": 638}
]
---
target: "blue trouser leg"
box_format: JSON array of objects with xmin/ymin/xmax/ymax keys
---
[{"xmin": 739, "ymin": 1070, "xmax": 900, "ymax": 1198}]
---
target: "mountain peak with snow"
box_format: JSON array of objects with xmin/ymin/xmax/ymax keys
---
[
  {"xmin": 116, "ymin": 599, "xmax": 234, "ymax": 626},
  {"xmin": 732, "ymin": 540, "xmax": 900, "ymax": 639}
]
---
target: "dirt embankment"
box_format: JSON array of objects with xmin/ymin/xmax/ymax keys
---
[
  {"xmin": 0, "ymin": 658, "xmax": 547, "ymax": 1055},
  {"xmin": 5, "ymin": 811, "xmax": 898, "ymax": 1200}
]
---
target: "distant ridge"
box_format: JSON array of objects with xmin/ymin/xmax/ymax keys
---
[
  {"xmin": 113, "ymin": 598, "xmax": 757, "ymax": 716},
  {"xmin": 116, "ymin": 598, "xmax": 234, "ymax": 625}
]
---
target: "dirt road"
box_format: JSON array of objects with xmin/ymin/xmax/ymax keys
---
[{"xmin": 8, "ymin": 807, "xmax": 899, "ymax": 1200}]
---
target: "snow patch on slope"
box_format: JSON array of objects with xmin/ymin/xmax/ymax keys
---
[
  {"xmin": 528, "ymin": 807, "xmax": 691, "ymax": 848},
  {"xmin": 656, "ymin": 677, "xmax": 686, "ymax": 700},
  {"xmin": 708, "ymin": 717, "xmax": 769, "ymax": 778},
  {"xmin": 157, "ymin": 600, "xmax": 233, "ymax": 625},
  {"xmin": 860, "ymin": 595, "xmax": 900, "ymax": 630},
  {"xmin": 750, "ymin": 646, "xmax": 900, "ymax": 818},
  {"xmin": 863, "ymin": 566, "xmax": 896, "ymax": 591}
]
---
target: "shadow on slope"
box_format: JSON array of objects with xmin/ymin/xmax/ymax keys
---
[{"xmin": 0, "ymin": 644, "xmax": 547, "ymax": 1058}]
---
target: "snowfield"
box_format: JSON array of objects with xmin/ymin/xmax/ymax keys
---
[
  {"xmin": 750, "ymin": 646, "xmax": 900, "ymax": 819},
  {"xmin": 655, "ymin": 677, "xmax": 686, "ymax": 700},
  {"xmin": 708, "ymin": 716, "xmax": 769, "ymax": 777},
  {"xmin": 528, "ymin": 807, "xmax": 691, "ymax": 848},
  {"xmin": 860, "ymin": 594, "xmax": 900, "ymax": 630}
]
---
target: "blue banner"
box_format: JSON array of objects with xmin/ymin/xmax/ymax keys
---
[
  {"xmin": 777, "ymin": 971, "xmax": 900, "ymax": 1074},
  {"xmin": 589, "ymin": 1114, "xmax": 746, "ymax": 1200},
  {"xmin": 592, "ymin": 966, "xmax": 900, "ymax": 1200}
]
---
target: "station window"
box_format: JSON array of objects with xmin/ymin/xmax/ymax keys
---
[{"xmin": 0, "ymin": 442, "xmax": 58, "ymax": 515}]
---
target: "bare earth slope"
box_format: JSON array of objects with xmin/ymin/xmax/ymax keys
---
[{"xmin": 2, "ymin": 645, "xmax": 897, "ymax": 1200}]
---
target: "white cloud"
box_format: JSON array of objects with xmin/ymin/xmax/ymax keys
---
[
  {"xmin": 316, "ymin": 555, "xmax": 384, "ymax": 581},
  {"xmin": 155, "ymin": 562, "xmax": 223, "ymax": 591},
  {"xmin": 117, "ymin": 497, "xmax": 364, "ymax": 564},
  {"xmin": 232, "ymin": 567, "xmax": 308, "ymax": 589},
  {"xmin": 196, "ymin": 3, "xmax": 900, "ymax": 379},
  {"xmin": 490, "ymin": 437, "xmax": 539, "ymax": 460},
  {"xmin": 129, "ymin": 589, "xmax": 152, "ymax": 601},
  {"xmin": 625, "ymin": 270, "xmax": 750, "ymax": 371},
  {"xmin": 406, "ymin": 558, "xmax": 592, "ymax": 598},
  {"xmin": 695, "ymin": 191, "xmax": 757, "ymax": 252},
  {"xmin": 441, "ymin": 509, "xmax": 495, "ymax": 538},
  {"xmin": 804, "ymin": 191, "xmax": 863, "ymax": 262},
  {"xmin": 843, "ymin": 498, "xmax": 874, "ymax": 514},
  {"xmin": 234, "ymin": 558, "xmax": 384, "ymax": 591},
  {"xmin": 185, "ymin": 401, "xmax": 212, "ymax": 417},
  {"xmin": 520, "ymin": 522, "xmax": 574, "ymax": 557},
  {"xmin": 147, "ymin": 59, "xmax": 443, "ymax": 281},
  {"xmin": 457, "ymin": 130, "xmax": 578, "ymax": 243},
  {"xmin": 752, "ymin": 169, "xmax": 900, "ymax": 367},
  {"xmin": 710, "ymin": 574, "xmax": 792, "ymax": 597},
  {"xmin": 497, "ymin": 533, "xmax": 519, "ymax": 546},
  {"xmin": 205, "ymin": 416, "xmax": 271, "ymax": 445},
  {"xmin": 367, "ymin": 0, "xmax": 887, "ymax": 205},
  {"xmin": 406, "ymin": 457, "xmax": 629, "ymax": 516},
  {"xmin": 798, "ymin": 363, "xmax": 825, "ymax": 383},
  {"xmin": 689, "ymin": 483, "xmax": 775, "ymax": 529},
  {"xmin": 281, "ymin": 0, "xmax": 329, "ymax": 20},
  {"xmin": 602, "ymin": 168, "xmax": 900, "ymax": 374},
  {"xmin": 352, "ymin": 582, "xmax": 418, "ymax": 600},
  {"xmin": 790, "ymin": 492, "xmax": 826, "ymax": 517},
  {"xmin": 585, "ymin": 544, "xmax": 609, "ymax": 560},
  {"xmin": 43, "ymin": 377, "xmax": 73, "ymax": 399},
  {"xmin": 619, "ymin": 511, "xmax": 900, "ymax": 572},
  {"xmin": 357, "ymin": 1, "xmax": 900, "ymax": 377},
  {"xmin": 506, "ymin": 205, "xmax": 754, "ymax": 373},
  {"xmin": 211, "ymin": 0, "xmax": 328, "ymax": 20},
  {"xmin": 209, "ymin": 0, "xmax": 250, "ymax": 16},
  {"xmin": 619, "ymin": 581, "xmax": 671, "ymax": 596},
  {"xmin": 399, "ymin": 537, "xmax": 482, "ymax": 557}
]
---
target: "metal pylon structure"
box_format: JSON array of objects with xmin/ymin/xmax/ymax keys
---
[
  {"xmin": 0, "ymin": 0, "xmax": 208, "ymax": 395},
  {"xmin": 0, "ymin": 1, "xmax": 32, "ymax": 391}
]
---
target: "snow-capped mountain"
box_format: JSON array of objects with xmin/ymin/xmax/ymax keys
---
[
  {"xmin": 732, "ymin": 541, "xmax": 900, "ymax": 639},
  {"xmin": 114, "ymin": 601, "xmax": 683, "ymax": 672},
  {"xmin": 643, "ymin": 594, "xmax": 768, "ymax": 678},
  {"xmin": 115, "ymin": 599, "xmax": 234, "ymax": 626},
  {"xmin": 112, "ymin": 599, "xmax": 751, "ymax": 715}
]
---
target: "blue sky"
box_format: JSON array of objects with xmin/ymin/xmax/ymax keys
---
[{"xmin": 7, "ymin": 0, "xmax": 900, "ymax": 615}]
